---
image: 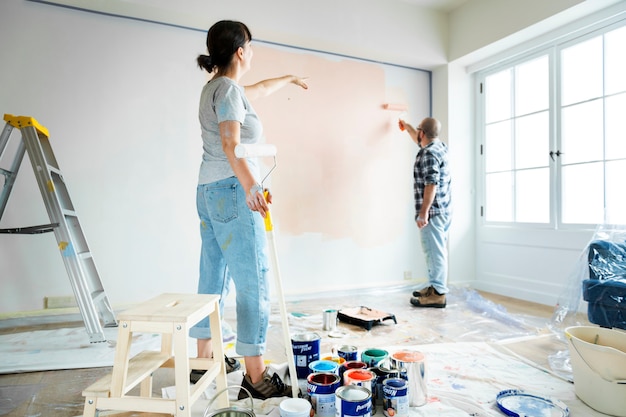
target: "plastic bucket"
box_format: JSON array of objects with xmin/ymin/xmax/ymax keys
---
[{"xmin": 565, "ymin": 326, "xmax": 626, "ymax": 417}]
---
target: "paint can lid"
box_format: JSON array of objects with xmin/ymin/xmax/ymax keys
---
[{"xmin": 496, "ymin": 389, "xmax": 569, "ymax": 417}]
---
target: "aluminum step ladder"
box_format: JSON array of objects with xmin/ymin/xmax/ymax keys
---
[{"xmin": 0, "ymin": 114, "xmax": 117, "ymax": 342}]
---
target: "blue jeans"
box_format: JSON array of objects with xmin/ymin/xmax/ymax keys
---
[
  {"xmin": 418, "ymin": 212, "xmax": 451, "ymax": 294},
  {"xmin": 190, "ymin": 177, "xmax": 270, "ymax": 357}
]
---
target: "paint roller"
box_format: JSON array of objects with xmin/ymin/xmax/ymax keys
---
[
  {"xmin": 235, "ymin": 144, "xmax": 278, "ymax": 184},
  {"xmin": 234, "ymin": 142, "xmax": 299, "ymax": 398},
  {"xmin": 383, "ymin": 103, "xmax": 409, "ymax": 130}
]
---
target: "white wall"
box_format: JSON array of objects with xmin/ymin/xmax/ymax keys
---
[
  {"xmin": 0, "ymin": 0, "xmax": 435, "ymax": 313},
  {"xmin": 2, "ymin": 0, "xmax": 624, "ymax": 314}
]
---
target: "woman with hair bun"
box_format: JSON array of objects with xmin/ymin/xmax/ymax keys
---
[{"xmin": 189, "ymin": 20, "xmax": 308, "ymax": 400}]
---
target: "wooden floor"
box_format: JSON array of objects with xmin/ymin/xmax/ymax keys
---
[{"xmin": 0, "ymin": 286, "xmax": 587, "ymax": 417}]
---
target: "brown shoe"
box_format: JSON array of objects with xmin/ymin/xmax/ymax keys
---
[
  {"xmin": 410, "ymin": 286, "xmax": 446, "ymax": 308},
  {"xmin": 412, "ymin": 287, "xmax": 429, "ymax": 297}
]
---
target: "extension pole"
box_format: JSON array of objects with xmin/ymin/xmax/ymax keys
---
[
  {"xmin": 235, "ymin": 144, "xmax": 298, "ymax": 397},
  {"xmin": 264, "ymin": 192, "xmax": 299, "ymax": 398}
]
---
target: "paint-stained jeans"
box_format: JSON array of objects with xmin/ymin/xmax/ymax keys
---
[
  {"xmin": 418, "ymin": 212, "xmax": 451, "ymax": 295},
  {"xmin": 190, "ymin": 176, "xmax": 270, "ymax": 357}
]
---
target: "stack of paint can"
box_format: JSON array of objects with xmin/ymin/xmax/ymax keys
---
[
  {"xmin": 343, "ymin": 368, "xmax": 377, "ymax": 414},
  {"xmin": 298, "ymin": 344, "xmax": 426, "ymax": 417}
]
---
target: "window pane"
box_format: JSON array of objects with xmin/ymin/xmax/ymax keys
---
[
  {"xmin": 561, "ymin": 99, "xmax": 603, "ymax": 164},
  {"xmin": 485, "ymin": 120, "xmax": 512, "ymax": 172},
  {"xmin": 515, "ymin": 55, "xmax": 549, "ymax": 116},
  {"xmin": 561, "ymin": 162, "xmax": 604, "ymax": 224},
  {"xmin": 486, "ymin": 172, "xmax": 513, "ymax": 222},
  {"xmin": 605, "ymin": 25, "xmax": 626, "ymax": 95},
  {"xmin": 516, "ymin": 111, "xmax": 550, "ymax": 169},
  {"xmin": 606, "ymin": 159, "xmax": 626, "ymax": 224},
  {"xmin": 485, "ymin": 69, "xmax": 511, "ymax": 123},
  {"xmin": 516, "ymin": 168, "xmax": 550, "ymax": 223},
  {"xmin": 561, "ymin": 36, "xmax": 603, "ymax": 106},
  {"xmin": 605, "ymin": 92, "xmax": 626, "ymax": 160}
]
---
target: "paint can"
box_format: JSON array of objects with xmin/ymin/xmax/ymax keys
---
[
  {"xmin": 389, "ymin": 350, "xmax": 427, "ymax": 407},
  {"xmin": 337, "ymin": 345, "xmax": 359, "ymax": 362},
  {"xmin": 370, "ymin": 366, "xmax": 400, "ymax": 408},
  {"xmin": 382, "ymin": 378, "xmax": 408, "ymax": 417},
  {"xmin": 323, "ymin": 309, "xmax": 338, "ymax": 331},
  {"xmin": 335, "ymin": 385, "xmax": 372, "ymax": 417},
  {"xmin": 343, "ymin": 368, "xmax": 377, "ymax": 414},
  {"xmin": 292, "ymin": 332, "xmax": 321, "ymax": 379},
  {"xmin": 339, "ymin": 360, "xmax": 368, "ymax": 380},
  {"xmin": 322, "ymin": 356, "xmax": 347, "ymax": 367},
  {"xmin": 307, "ymin": 372, "xmax": 341, "ymax": 417},
  {"xmin": 361, "ymin": 348, "xmax": 389, "ymax": 367},
  {"xmin": 309, "ymin": 359, "xmax": 339, "ymax": 375},
  {"xmin": 279, "ymin": 398, "xmax": 312, "ymax": 417}
]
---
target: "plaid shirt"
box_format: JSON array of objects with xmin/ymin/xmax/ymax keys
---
[{"xmin": 414, "ymin": 139, "xmax": 452, "ymax": 220}]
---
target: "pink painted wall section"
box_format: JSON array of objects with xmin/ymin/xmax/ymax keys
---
[{"xmin": 242, "ymin": 44, "xmax": 421, "ymax": 248}]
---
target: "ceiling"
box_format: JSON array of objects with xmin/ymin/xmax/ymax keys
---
[{"xmin": 399, "ymin": 0, "xmax": 470, "ymax": 13}]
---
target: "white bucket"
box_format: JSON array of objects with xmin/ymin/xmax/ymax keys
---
[{"xmin": 565, "ymin": 326, "xmax": 626, "ymax": 417}]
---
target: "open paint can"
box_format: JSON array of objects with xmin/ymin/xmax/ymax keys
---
[
  {"xmin": 307, "ymin": 372, "xmax": 341, "ymax": 417},
  {"xmin": 343, "ymin": 368, "xmax": 378, "ymax": 414},
  {"xmin": 335, "ymin": 385, "xmax": 372, "ymax": 417},
  {"xmin": 390, "ymin": 350, "xmax": 427, "ymax": 407}
]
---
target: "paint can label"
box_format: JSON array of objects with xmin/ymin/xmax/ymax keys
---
[
  {"xmin": 292, "ymin": 332, "xmax": 321, "ymax": 379},
  {"xmin": 307, "ymin": 372, "xmax": 341, "ymax": 417},
  {"xmin": 335, "ymin": 386, "xmax": 372, "ymax": 417},
  {"xmin": 382, "ymin": 378, "xmax": 408, "ymax": 417}
]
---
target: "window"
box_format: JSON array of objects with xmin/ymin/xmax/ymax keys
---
[{"xmin": 480, "ymin": 22, "xmax": 626, "ymax": 227}]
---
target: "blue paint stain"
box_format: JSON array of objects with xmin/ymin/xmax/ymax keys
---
[
  {"xmin": 61, "ymin": 242, "xmax": 75, "ymax": 257},
  {"xmin": 451, "ymin": 382, "xmax": 465, "ymax": 390}
]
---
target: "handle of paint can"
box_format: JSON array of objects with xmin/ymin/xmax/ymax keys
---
[{"xmin": 204, "ymin": 385, "xmax": 254, "ymax": 417}]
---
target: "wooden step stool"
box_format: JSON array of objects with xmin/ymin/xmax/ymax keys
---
[{"xmin": 82, "ymin": 293, "xmax": 229, "ymax": 416}]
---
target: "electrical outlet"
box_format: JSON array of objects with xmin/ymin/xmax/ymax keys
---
[
  {"xmin": 44, "ymin": 295, "xmax": 77, "ymax": 309},
  {"xmin": 403, "ymin": 270, "xmax": 413, "ymax": 280}
]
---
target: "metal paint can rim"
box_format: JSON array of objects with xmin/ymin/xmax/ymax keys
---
[
  {"xmin": 292, "ymin": 332, "xmax": 321, "ymax": 342},
  {"xmin": 336, "ymin": 385, "xmax": 372, "ymax": 401}
]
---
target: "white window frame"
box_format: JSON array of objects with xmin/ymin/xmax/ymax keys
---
[{"xmin": 476, "ymin": 17, "xmax": 626, "ymax": 231}]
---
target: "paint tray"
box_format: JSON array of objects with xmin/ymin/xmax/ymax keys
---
[{"xmin": 337, "ymin": 306, "xmax": 397, "ymax": 330}]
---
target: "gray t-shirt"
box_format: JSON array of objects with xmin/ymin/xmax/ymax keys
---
[{"xmin": 198, "ymin": 76, "xmax": 263, "ymax": 185}]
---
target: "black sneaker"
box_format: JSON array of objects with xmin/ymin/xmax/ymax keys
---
[
  {"xmin": 238, "ymin": 368, "xmax": 292, "ymax": 400},
  {"xmin": 190, "ymin": 355, "xmax": 241, "ymax": 383}
]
